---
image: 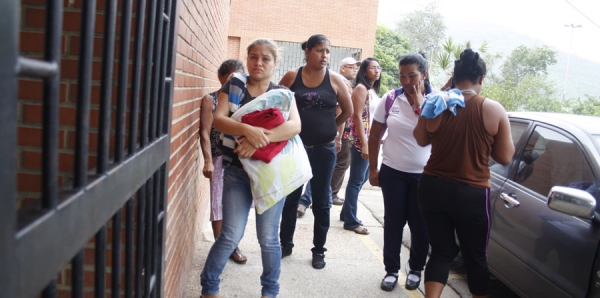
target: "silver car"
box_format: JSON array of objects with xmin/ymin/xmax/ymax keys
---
[{"xmin": 488, "ymin": 112, "xmax": 600, "ymax": 298}]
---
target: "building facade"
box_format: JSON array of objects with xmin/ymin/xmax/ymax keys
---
[
  {"xmin": 2, "ymin": 0, "xmax": 378, "ymax": 297},
  {"xmin": 228, "ymin": 0, "xmax": 379, "ymax": 81}
]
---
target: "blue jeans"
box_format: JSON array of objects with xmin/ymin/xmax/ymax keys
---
[
  {"xmin": 340, "ymin": 145, "xmax": 370, "ymax": 229},
  {"xmin": 379, "ymin": 164, "xmax": 429, "ymax": 275},
  {"xmin": 298, "ymin": 181, "xmax": 312, "ymax": 208},
  {"xmin": 201, "ymin": 165, "xmax": 285, "ymax": 297},
  {"xmin": 280, "ymin": 141, "xmax": 336, "ymax": 254}
]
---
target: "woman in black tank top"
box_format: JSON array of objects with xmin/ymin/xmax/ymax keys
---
[{"xmin": 277, "ymin": 34, "xmax": 353, "ymax": 269}]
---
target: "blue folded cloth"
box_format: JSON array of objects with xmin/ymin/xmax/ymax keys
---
[{"xmin": 420, "ymin": 89, "xmax": 465, "ymax": 119}]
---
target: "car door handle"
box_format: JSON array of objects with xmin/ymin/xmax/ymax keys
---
[{"xmin": 500, "ymin": 193, "xmax": 520, "ymax": 208}]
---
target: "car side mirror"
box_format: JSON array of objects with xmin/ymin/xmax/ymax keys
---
[{"xmin": 547, "ymin": 186, "xmax": 597, "ymax": 221}]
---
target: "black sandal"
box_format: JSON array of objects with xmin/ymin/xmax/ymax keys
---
[{"xmin": 230, "ymin": 247, "xmax": 247, "ymax": 264}]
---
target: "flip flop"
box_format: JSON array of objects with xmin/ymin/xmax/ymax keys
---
[
  {"xmin": 345, "ymin": 226, "xmax": 369, "ymax": 235},
  {"xmin": 230, "ymin": 247, "xmax": 247, "ymax": 264}
]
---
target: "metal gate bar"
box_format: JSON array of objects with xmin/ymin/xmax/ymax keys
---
[
  {"xmin": 95, "ymin": 226, "xmax": 107, "ymax": 298},
  {"xmin": 151, "ymin": 0, "xmax": 166, "ymax": 141},
  {"xmin": 128, "ymin": 0, "xmax": 148, "ymax": 157},
  {"xmin": 1, "ymin": 0, "xmax": 179, "ymax": 296},
  {"xmin": 0, "ymin": 2, "xmax": 18, "ymax": 297},
  {"xmin": 115, "ymin": 0, "xmax": 133, "ymax": 164},
  {"xmin": 136, "ymin": 185, "xmax": 147, "ymax": 297},
  {"xmin": 141, "ymin": 0, "xmax": 158, "ymax": 148},
  {"xmin": 41, "ymin": 0, "xmax": 62, "ymax": 210},
  {"xmin": 97, "ymin": 0, "xmax": 118, "ymax": 175},
  {"xmin": 112, "ymin": 209, "xmax": 123, "ymax": 298},
  {"xmin": 74, "ymin": 0, "xmax": 96, "ymax": 189}
]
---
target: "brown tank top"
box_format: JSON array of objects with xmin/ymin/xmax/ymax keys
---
[{"xmin": 422, "ymin": 95, "xmax": 494, "ymax": 188}]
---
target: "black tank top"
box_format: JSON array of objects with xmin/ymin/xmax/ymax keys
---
[{"xmin": 290, "ymin": 67, "xmax": 338, "ymax": 146}]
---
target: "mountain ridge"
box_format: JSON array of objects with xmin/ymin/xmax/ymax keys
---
[{"xmin": 443, "ymin": 19, "xmax": 599, "ymax": 99}]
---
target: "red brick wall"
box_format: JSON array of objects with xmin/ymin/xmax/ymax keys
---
[
  {"xmin": 227, "ymin": 36, "xmax": 241, "ymax": 60},
  {"xmin": 228, "ymin": 0, "xmax": 379, "ymax": 59},
  {"xmin": 165, "ymin": 0, "xmax": 230, "ymax": 297}
]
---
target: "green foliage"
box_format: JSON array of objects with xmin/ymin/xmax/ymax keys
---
[
  {"xmin": 482, "ymin": 75, "xmax": 561, "ymax": 112},
  {"xmin": 500, "ymin": 45, "xmax": 557, "ymax": 87},
  {"xmin": 375, "ymin": 20, "xmax": 597, "ymax": 116},
  {"xmin": 374, "ymin": 25, "xmax": 411, "ymax": 96},
  {"xmin": 565, "ymin": 95, "xmax": 600, "ymax": 116},
  {"xmin": 430, "ymin": 37, "xmax": 490, "ymax": 86},
  {"xmin": 395, "ymin": 2, "xmax": 446, "ymax": 53}
]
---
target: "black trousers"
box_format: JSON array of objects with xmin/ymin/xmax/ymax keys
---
[
  {"xmin": 379, "ymin": 164, "xmax": 429, "ymax": 275},
  {"xmin": 418, "ymin": 174, "xmax": 491, "ymax": 296},
  {"xmin": 279, "ymin": 142, "xmax": 336, "ymax": 254}
]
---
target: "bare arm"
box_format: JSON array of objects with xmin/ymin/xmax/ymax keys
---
[
  {"xmin": 335, "ymin": 105, "xmax": 344, "ymax": 152},
  {"xmin": 334, "ymin": 80, "xmax": 352, "ymax": 152},
  {"xmin": 200, "ymin": 94, "xmax": 215, "ymax": 179},
  {"xmin": 351, "ymin": 84, "xmax": 369, "ymax": 158},
  {"xmin": 483, "ymin": 99, "xmax": 515, "ymax": 165},
  {"xmin": 368, "ymin": 122, "xmax": 384, "ymax": 186},
  {"xmin": 413, "ymin": 117, "xmax": 431, "ymax": 147},
  {"xmin": 331, "ymin": 73, "xmax": 353, "ymax": 127},
  {"xmin": 278, "ymin": 69, "xmax": 299, "ymax": 88}
]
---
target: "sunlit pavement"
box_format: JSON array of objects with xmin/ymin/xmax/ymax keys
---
[{"xmin": 183, "ymin": 182, "xmax": 460, "ymax": 298}]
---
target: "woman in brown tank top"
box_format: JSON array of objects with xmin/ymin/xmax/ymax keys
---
[{"xmin": 412, "ymin": 49, "xmax": 514, "ymax": 298}]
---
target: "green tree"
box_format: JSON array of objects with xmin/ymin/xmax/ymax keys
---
[
  {"xmin": 483, "ymin": 75, "xmax": 561, "ymax": 112},
  {"xmin": 481, "ymin": 45, "xmax": 562, "ymax": 113},
  {"xmin": 501, "ymin": 45, "xmax": 557, "ymax": 87},
  {"xmin": 395, "ymin": 2, "xmax": 446, "ymax": 53},
  {"xmin": 565, "ymin": 95, "xmax": 600, "ymax": 116},
  {"xmin": 374, "ymin": 24, "xmax": 411, "ymax": 96}
]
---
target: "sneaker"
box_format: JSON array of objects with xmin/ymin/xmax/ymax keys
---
[
  {"xmin": 297, "ymin": 204, "xmax": 307, "ymax": 217},
  {"xmin": 405, "ymin": 270, "xmax": 421, "ymax": 290},
  {"xmin": 332, "ymin": 196, "xmax": 345, "ymax": 205},
  {"xmin": 380, "ymin": 273, "xmax": 398, "ymax": 291},
  {"xmin": 281, "ymin": 246, "xmax": 292, "ymax": 258},
  {"xmin": 312, "ymin": 253, "xmax": 326, "ymax": 269}
]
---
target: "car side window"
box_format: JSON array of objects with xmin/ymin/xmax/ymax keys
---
[
  {"xmin": 512, "ymin": 126, "xmax": 596, "ymax": 198},
  {"xmin": 489, "ymin": 121, "xmax": 528, "ymax": 174}
]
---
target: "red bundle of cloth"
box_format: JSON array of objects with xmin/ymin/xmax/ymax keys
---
[{"xmin": 240, "ymin": 108, "xmax": 288, "ymax": 163}]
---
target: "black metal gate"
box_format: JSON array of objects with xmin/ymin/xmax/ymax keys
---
[{"xmin": 0, "ymin": 0, "xmax": 179, "ymax": 297}]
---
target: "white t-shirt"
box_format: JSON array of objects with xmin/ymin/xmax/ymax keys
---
[
  {"xmin": 368, "ymin": 89, "xmax": 381, "ymax": 126},
  {"xmin": 372, "ymin": 91, "xmax": 431, "ymax": 173}
]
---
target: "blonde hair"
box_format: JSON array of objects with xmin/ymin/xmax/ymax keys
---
[{"xmin": 247, "ymin": 38, "xmax": 280, "ymax": 63}]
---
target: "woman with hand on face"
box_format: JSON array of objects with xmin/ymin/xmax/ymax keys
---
[
  {"xmin": 200, "ymin": 39, "xmax": 301, "ymax": 298},
  {"xmin": 278, "ymin": 34, "xmax": 353, "ymax": 270},
  {"xmin": 413, "ymin": 49, "xmax": 514, "ymax": 298},
  {"xmin": 368, "ymin": 52, "xmax": 432, "ymax": 292},
  {"xmin": 199, "ymin": 59, "xmax": 248, "ymax": 265},
  {"xmin": 340, "ymin": 57, "xmax": 381, "ymax": 235}
]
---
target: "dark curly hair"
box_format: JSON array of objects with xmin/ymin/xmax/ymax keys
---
[
  {"xmin": 218, "ymin": 59, "xmax": 245, "ymax": 77},
  {"xmin": 453, "ymin": 49, "xmax": 486, "ymax": 85}
]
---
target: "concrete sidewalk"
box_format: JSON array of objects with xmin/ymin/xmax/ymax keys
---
[{"xmin": 183, "ymin": 196, "xmax": 460, "ymax": 298}]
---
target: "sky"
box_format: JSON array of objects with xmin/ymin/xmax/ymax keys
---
[{"xmin": 377, "ymin": 0, "xmax": 600, "ymax": 64}]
